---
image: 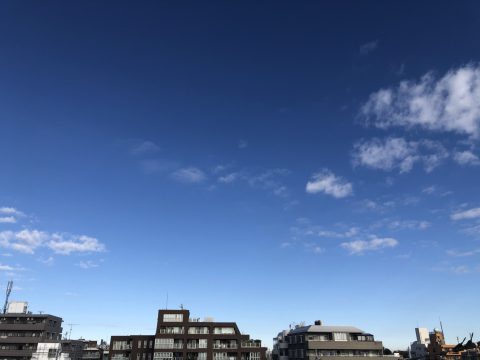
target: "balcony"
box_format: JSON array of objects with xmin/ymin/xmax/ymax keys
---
[
  {"xmin": 83, "ymin": 354, "xmax": 101, "ymax": 359},
  {"xmin": 158, "ymin": 329, "xmax": 184, "ymax": 335},
  {"xmin": 241, "ymin": 342, "xmax": 261, "ymax": 348},
  {"xmin": 112, "ymin": 345, "xmax": 132, "ymax": 351},
  {"xmin": 213, "ymin": 344, "xmax": 238, "ymax": 349}
]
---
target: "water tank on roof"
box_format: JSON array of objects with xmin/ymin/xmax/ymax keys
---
[{"xmin": 6, "ymin": 301, "xmax": 28, "ymax": 314}]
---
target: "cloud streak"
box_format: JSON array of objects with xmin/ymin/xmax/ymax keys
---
[
  {"xmin": 352, "ymin": 137, "xmax": 448, "ymax": 173},
  {"xmin": 341, "ymin": 236, "xmax": 398, "ymax": 255},
  {"xmin": 0, "ymin": 230, "xmax": 106, "ymax": 255}
]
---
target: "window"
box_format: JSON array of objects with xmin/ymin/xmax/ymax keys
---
[
  {"xmin": 155, "ymin": 339, "xmax": 174, "ymax": 349},
  {"xmin": 139, "ymin": 341, "xmax": 142, "ymax": 348},
  {"xmin": 333, "ymin": 333, "xmax": 348, "ymax": 341},
  {"xmin": 198, "ymin": 339, "xmax": 208, "ymax": 349},
  {"xmin": 214, "ymin": 327, "xmax": 235, "ymax": 334},
  {"xmin": 188, "ymin": 327, "xmax": 209, "ymax": 334},
  {"xmin": 163, "ymin": 314, "xmax": 183, "ymax": 322},
  {"xmin": 154, "ymin": 353, "xmax": 173, "ymax": 360}
]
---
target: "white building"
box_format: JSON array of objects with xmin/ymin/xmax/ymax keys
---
[{"xmin": 409, "ymin": 328, "xmax": 430, "ymax": 359}]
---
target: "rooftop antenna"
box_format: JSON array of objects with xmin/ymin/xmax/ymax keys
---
[
  {"xmin": 439, "ymin": 318, "xmax": 445, "ymax": 340},
  {"xmin": 165, "ymin": 293, "xmax": 169, "ymax": 310},
  {"xmin": 67, "ymin": 324, "xmax": 79, "ymax": 340},
  {"xmin": 3, "ymin": 281, "xmax": 13, "ymax": 314},
  {"xmin": 180, "ymin": 304, "xmax": 184, "ymax": 310}
]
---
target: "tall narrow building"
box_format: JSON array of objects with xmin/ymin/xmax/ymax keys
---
[{"xmin": 109, "ymin": 309, "xmax": 266, "ymax": 360}]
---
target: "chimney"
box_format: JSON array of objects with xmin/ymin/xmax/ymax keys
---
[{"xmin": 314, "ymin": 320, "xmax": 322, "ymax": 326}]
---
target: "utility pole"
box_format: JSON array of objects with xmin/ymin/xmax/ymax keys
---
[{"xmin": 67, "ymin": 324, "xmax": 79, "ymax": 340}]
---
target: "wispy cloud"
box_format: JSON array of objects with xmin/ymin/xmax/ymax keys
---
[
  {"xmin": 217, "ymin": 168, "xmax": 290, "ymax": 197},
  {"xmin": 0, "ymin": 207, "xmax": 25, "ymax": 224},
  {"xmin": 387, "ymin": 219, "xmax": 431, "ymax": 230},
  {"xmin": 0, "ymin": 263, "xmax": 24, "ymax": 272},
  {"xmin": 446, "ymin": 248, "xmax": 480, "ymax": 257},
  {"xmin": 359, "ymin": 40, "xmax": 378, "ymax": 55},
  {"xmin": 352, "ymin": 137, "xmax": 448, "ymax": 173},
  {"xmin": 306, "ymin": 169, "xmax": 353, "ymax": 198},
  {"xmin": 77, "ymin": 260, "xmax": 100, "ymax": 269},
  {"xmin": 453, "ymin": 150, "xmax": 480, "ymax": 166},
  {"xmin": 238, "ymin": 140, "xmax": 248, "ymax": 149},
  {"xmin": 171, "ymin": 167, "xmax": 206, "ymax": 183},
  {"xmin": 341, "ymin": 236, "xmax": 398, "ymax": 255},
  {"xmin": 361, "ymin": 64, "xmax": 480, "ymax": 137},
  {"xmin": 130, "ymin": 140, "xmax": 160, "ymax": 156},
  {"xmin": 0, "ymin": 230, "xmax": 106, "ymax": 255},
  {"xmin": 451, "ymin": 207, "xmax": 480, "ymax": 221}
]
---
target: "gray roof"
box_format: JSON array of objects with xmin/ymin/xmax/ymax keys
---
[{"xmin": 289, "ymin": 325, "xmax": 365, "ymax": 334}]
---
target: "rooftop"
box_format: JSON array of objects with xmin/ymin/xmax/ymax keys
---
[{"xmin": 289, "ymin": 325, "xmax": 366, "ymax": 334}]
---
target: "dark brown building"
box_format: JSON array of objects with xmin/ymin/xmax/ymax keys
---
[
  {"xmin": 0, "ymin": 306, "xmax": 63, "ymax": 360},
  {"xmin": 109, "ymin": 309, "xmax": 266, "ymax": 360}
]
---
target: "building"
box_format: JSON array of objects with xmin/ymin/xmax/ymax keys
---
[
  {"xmin": 0, "ymin": 301, "xmax": 63, "ymax": 360},
  {"xmin": 409, "ymin": 328, "xmax": 430, "ymax": 359},
  {"xmin": 272, "ymin": 319, "xmax": 391, "ymax": 360},
  {"xmin": 109, "ymin": 309, "xmax": 267, "ymax": 360},
  {"xmin": 272, "ymin": 330, "xmax": 289, "ymax": 360}
]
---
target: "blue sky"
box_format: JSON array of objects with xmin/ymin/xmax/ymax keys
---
[{"xmin": 1, "ymin": 0, "xmax": 480, "ymax": 350}]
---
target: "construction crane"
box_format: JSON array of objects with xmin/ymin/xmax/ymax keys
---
[{"xmin": 3, "ymin": 281, "xmax": 13, "ymax": 314}]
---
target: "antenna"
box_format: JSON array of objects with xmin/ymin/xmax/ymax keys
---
[
  {"xmin": 3, "ymin": 281, "xmax": 13, "ymax": 314},
  {"xmin": 165, "ymin": 293, "xmax": 169, "ymax": 310},
  {"xmin": 67, "ymin": 324, "xmax": 79, "ymax": 340},
  {"xmin": 440, "ymin": 319, "xmax": 445, "ymax": 338},
  {"xmin": 180, "ymin": 304, "xmax": 184, "ymax": 310}
]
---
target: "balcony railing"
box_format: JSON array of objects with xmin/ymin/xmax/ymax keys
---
[
  {"xmin": 113, "ymin": 345, "xmax": 132, "ymax": 351},
  {"xmin": 241, "ymin": 343, "xmax": 261, "ymax": 348},
  {"xmin": 187, "ymin": 344, "xmax": 208, "ymax": 349},
  {"xmin": 213, "ymin": 345, "xmax": 237, "ymax": 349},
  {"xmin": 158, "ymin": 329, "xmax": 184, "ymax": 334}
]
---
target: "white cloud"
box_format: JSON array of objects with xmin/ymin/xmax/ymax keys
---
[
  {"xmin": 0, "ymin": 207, "xmax": 24, "ymax": 216},
  {"xmin": 0, "ymin": 216, "xmax": 16, "ymax": 224},
  {"xmin": 352, "ymin": 137, "xmax": 448, "ymax": 173},
  {"xmin": 359, "ymin": 41, "xmax": 378, "ymax": 55},
  {"xmin": 0, "ymin": 230, "xmax": 105, "ymax": 255},
  {"xmin": 341, "ymin": 236, "xmax": 398, "ymax": 255},
  {"xmin": 0, "ymin": 263, "xmax": 24, "ymax": 272},
  {"xmin": 361, "ymin": 64, "xmax": 480, "ymax": 137},
  {"xmin": 451, "ymin": 207, "xmax": 480, "ymax": 220},
  {"xmin": 218, "ymin": 172, "xmax": 241, "ymax": 184},
  {"xmin": 131, "ymin": 140, "xmax": 160, "ymax": 155},
  {"xmin": 77, "ymin": 260, "xmax": 100, "ymax": 269},
  {"xmin": 47, "ymin": 234, "xmax": 105, "ymax": 255},
  {"xmin": 172, "ymin": 167, "xmax": 206, "ymax": 183},
  {"xmin": 217, "ymin": 168, "xmax": 290, "ymax": 197},
  {"xmin": 388, "ymin": 220, "xmax": 431, "ymax": 230},
  {"xmin": 306, "ymin": 169, "xmax": 353, "ymax": 198},
  {"xmin": 453, "ymin": 150, "xmax": 480, "ymax": 165},
  {"xmin": 446, "ymin": 249, "xmax": 480, "ymax": 257},
  {"xmin": 316, "ymin": 227, "xmax": 359, "ymax": 238}
]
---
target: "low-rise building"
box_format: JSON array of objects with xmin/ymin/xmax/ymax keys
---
[
  {"xmin": 273, "ymin": 319, "xmax": 391, "ymax": 360},
  {"xmin": 0, "ymin": 301, "xmax": 64, "ymax": 360},
  {"xmin": 109, "ymin": 309, "xmax": 267, "ymax": 360}
]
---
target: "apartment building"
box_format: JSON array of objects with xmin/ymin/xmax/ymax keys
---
[
  {"xmin": 109, "ymin": 309, "xmax": 266, "ymax": 360},
  {"xmin": 0, "ymin": 302, "xmax": 63, "ymax": 360},
  {"xmin": 272, "ymin": 320, "xmax": 388, "ymax": 360}
]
